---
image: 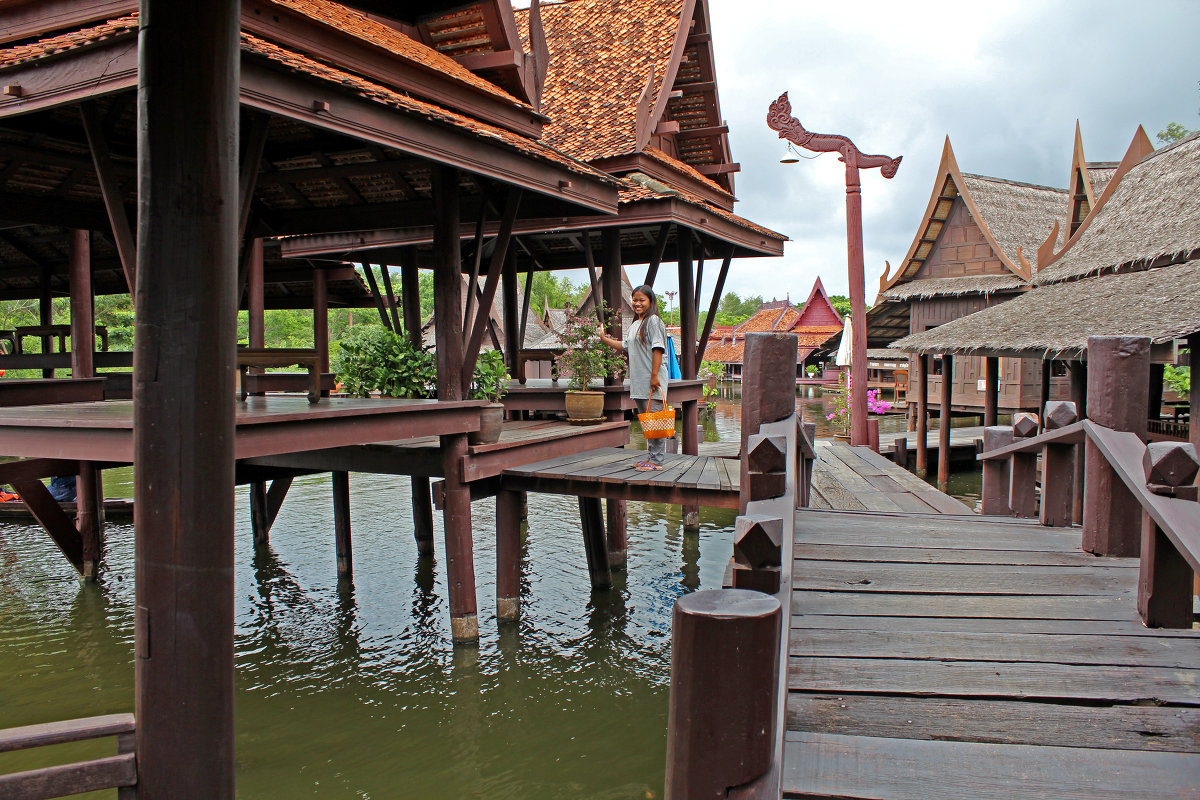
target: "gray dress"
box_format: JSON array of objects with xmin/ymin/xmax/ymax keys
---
[{"xmin": 624, "ymin": 316, "xmax": 670, "ymax": 464}]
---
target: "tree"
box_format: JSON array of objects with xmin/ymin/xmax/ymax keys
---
[{"xmin": 1157, "ymin": 122, "xmax": 1192, "ymax": 145}]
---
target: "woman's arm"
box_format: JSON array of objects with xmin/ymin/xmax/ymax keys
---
[
  {"xmin": 649, "ymin": 347, "xmax": 664, "ymax": 391},
  {"xmin": 597, "ymin": 326, "xmax": 624, "ymax": 352}
]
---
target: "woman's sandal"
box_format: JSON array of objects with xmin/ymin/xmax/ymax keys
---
[{"xmin": 634, "ymin": 460, "xmax": 663, "ymax": 471}]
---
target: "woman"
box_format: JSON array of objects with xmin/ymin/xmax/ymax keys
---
[{"xmin": 598, "ymin": 285, "xmax": 670, "ymax": 471}]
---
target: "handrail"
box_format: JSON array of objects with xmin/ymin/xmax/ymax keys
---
[
  {"xmin": 977, "ymin": 420, "xmax": 1085, "ymax": 460},
  {"xmin": 1083, "ymin": 420, "xmax": 1200, "ymax": 575},
  {"xmin": 0, "ymin": 713, "xmax": 135, "ymax": 799}
]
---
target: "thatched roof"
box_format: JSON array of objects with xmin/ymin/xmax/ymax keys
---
[
  {"xmin": 1036, "ymin": 132, "xmax": 1200, "ymax": 284},
  {"xmin": 878, "ymin": 275, "xmax": 1026, "ymax": 301},
  {"xmin": 1088, "ymin": 165, "xmax": 1117, "ymax": 199},
  {"xmin": 960, "ymin": 173, "xmax": 1067, "ymax": 269},
  {"xmin": 890, "ymin": 259, "xmax": 1200, "ymax": 359}
]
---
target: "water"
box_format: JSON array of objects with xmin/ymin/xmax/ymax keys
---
[{"xmin": 0, "ymin": 386, "xmax": 980, "ymax": 798}]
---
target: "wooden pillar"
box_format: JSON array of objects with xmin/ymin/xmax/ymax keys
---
[
  {"xmin": 1040, "ymin": 360, "xmax": 1052, "ymax": 430},
  {"xmin": 332, "ymin": 471, "xmax": 352, "ymax": 577},
  {"xmin": 1040, "ymin": 402, "xmax": 1078, "ymax": 528},
  {"xmin": 502, "ymin": 251, "xmax": 520, "ymax": 379},
  {"xmin": 984, "ymin": 356, "xmax": 999, "ymax": 427},
  {"xmin": 247, "ymin": 238, "xmax": 265, "ymax": 350},
  {"xmin": 578, "ymin": 496, "xmax": 612, "ymax": 590},
  {"xmin": 601, "ymin": 230, "xmax": 629, "ymax": 565},
  {"xmin": 665, "ymin": 589, "xmax": 781, "ymax": 800},
  {"xmin": 69, "ymin": 230, "xmax": 103, "ymax": 579},
  {"xmin": 135, "ymin": 2, "xmax": 239, "ymax": 798},
  {"xmin": 39, "ymin": 264, "xmax": 54, "ymax": 378},
  {"xmin": 401, "ymin": 255, "xmax": 436, "ymax": 552},
  {"xmin": 432, "ymin": 165, "xmax": 478, "ymax": 642},
  {"xmin": 915, "ymin": 354, "xmax": 928, "ymax": 476},
  {"xmin": 1083, "ymin": 336, "xmax": 1150, "ymax": 556},
  {"xmin": 1191, "ymin": 333, "xmax": 1200, "ymax": 479},
  {"xmin": 411, "ymin": 477, "xmax": 435, "ymax": 556},
  {"xmin": 496, "ymin": 489, "xmax": 522, "ymax": 622},
  {"xmin": 980, "ymin": 426, "xmax": 1012, "ymax": 516},
  {"xmin": 313, "ymin": 266, "xmax": 329, "ymax": 375},
  {"xmin": 249, "ymin": 482, "xmax": 270, "ymax": 545},
  {"xmin": 678, "ymin": 234, "xmax": 700, "ymax": 529},
  {"xmin": 1069, "ymin": 361, "xmax": 1087, "ymax": 524},
  {"xmin": 1148, "ymin": 363, "xmax": 1164, "ymax": 420},
  {"xmin": 937, "ymin": 354, "xmax": 953, "ymax": 489}
]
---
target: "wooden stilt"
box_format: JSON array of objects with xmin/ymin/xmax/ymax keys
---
[
  {"xmin": 1083, "ymin": 336, "xmax": 1150, "ymax": 556},
  {"xmin": 333, "ymin": 471, "xmax": 352, "ymax": 578},
  {"xmin": 313, "ymin": 266, "xmax": 329, "ymax": 377},
  {"xmin": 496, "ymin": 489, "xmax": 521, "ymax": 622},
  {"xmin": 135, "ymin": 3, "xmax": 240, "ymax": 796},
  {"xmin": 249, "ymin": 481, "xmax": 270, "ymax": 545},
  {"xmin": 605, "ymin": 498, "xmax": 628, "ymax": 568},
  {"xmin": 69, "ymin": 229, "xmax": 102, "ymax": 579},
  {"xmin": 915, "ymin": 355, "xmax": 928, "ymax": 477},
  {"xmin": 984, "ymin": 356, "xmax": 999, "ymax": 427},
  {"xmin": 433, "ymin": 166, "xmax": 478, "ymax": 642},
  {"xmin": 678, "ymin": 234, "xmax": 700, "ymax": 528},
  {"xmin": 599, "ymin": 230, "xmax": 630, "ymax": 564},
  {"xmin": 578, "ymin": 496, "xmax": 612, "ymax": 590},
  {"xmin": 937, "ymin": 354, "xmax": 953, "ymax": 489}
]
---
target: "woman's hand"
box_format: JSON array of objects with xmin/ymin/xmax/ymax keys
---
[{"xmin": 649, "ymin": 374, "xmax": 661, "ymax": 392}]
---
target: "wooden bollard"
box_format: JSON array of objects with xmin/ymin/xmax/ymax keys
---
[
  {"xmin": 893, "ymin": 436, "xmax": 908, "ymax": 469},
  {"xmin": 740, "ymin": 333, "xmax": 800, "ymax": 513},
  {"xmin": 1009, "ymin": 412, "xmax": 1039, "ymax": 518},
  {"xmin": 867, "ymin": 417, "xmax": 879, "ymax": 453},
  {"xmin": 1040, "ymin": 401, "xmax": 1077, "ymax": 527},
  {"xmin": 745, "ymin": 433, "xmax": 787, "ymax": 502},
  {"xmin": 981, "ymin": 426, "xmax": 1013, "ymax": 516},
  {"xmin": 665, "ymin": 589, "xmax": 781, "ymax": 800},
  {"xmin": 1138, "ymin": 442, "xmax": 1199, "ymax": 628},
  {"xmin": 731, "ymin": 515, "xmax": 783, "ymax": 594},
  {"xmin": 1084, "ymin": 336, "xmax": 1151, "ymax": 556},
  {"xmin": 496, "ymin": 489, "xmax": 522, "ymax": 622}
]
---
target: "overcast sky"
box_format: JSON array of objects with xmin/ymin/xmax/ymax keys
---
[{"xmin": 640, "ymin": 0, "xmax": 1200, "ymax": 307}]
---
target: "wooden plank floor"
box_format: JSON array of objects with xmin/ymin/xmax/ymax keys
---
[
  {"xmin": 878, "ymin": 424, "xmax": 987, "ymax": 455},
  {"xmin": 501, "ymin": 446, "xmax": 740, "ymax": 508},
  {"xmin": 810, "ymin": 443, "xmax": 974, "ymax": 515},
  {"xmin": 782, "ymin": 509, "xmax": 1200, "ymax": 799}
]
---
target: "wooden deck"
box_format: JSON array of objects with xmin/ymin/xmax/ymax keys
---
[
  {"xmin": 810, "ymin": 442, "xmax": 973, "ymax": 515},
  {"xmin": 878, "ymin": 424, "xmax": 987, "ymax": 457},
  {"xmin": 502, "ymin": 446, "xmax": 740, "ymax": 508},
  {"xmin": 781, "ymin": 509, "xmax": 1200, "ymax": 799}
]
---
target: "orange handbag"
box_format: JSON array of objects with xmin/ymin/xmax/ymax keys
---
[{"xmin": 637, "ymin": 386, "xmax": 675, "ymax": 439}]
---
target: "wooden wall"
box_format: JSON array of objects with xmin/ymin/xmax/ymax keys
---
[{"xmin": 913, "ymin": 198, "xmax": 1008, "ymax": 280}]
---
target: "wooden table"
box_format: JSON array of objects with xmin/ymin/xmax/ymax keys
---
[
  {"xmin": 12, "ymin": 325, "xmax": 109, "ymax": 353},
  {"xmin": 237, "ymin": 348, "xmax": 321, "ymax": 403}
]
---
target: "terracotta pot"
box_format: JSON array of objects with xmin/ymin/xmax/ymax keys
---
[
  {"xmin": 564, "ymin": 390, "xmax": 605, "ymax": 423},
  {"xmin": 469, "ymin": 403, "xmax": 505, "ymax": 445}
]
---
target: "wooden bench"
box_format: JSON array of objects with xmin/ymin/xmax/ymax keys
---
[
  {"xmin": 236, "ymin": 348, "xmax": 321, "ymax": 404},
  {"xmin": 12, "ymin": 324, "xmax": 109, "ymax": 354}
]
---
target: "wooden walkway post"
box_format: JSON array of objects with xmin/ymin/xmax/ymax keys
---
[
  {"xmin": 69, "ymin": 228, "xmax": 102, "ymax": 578},
  {"xmin": 135, "ymin": 2, "xmax": 240, "ymax": 796},
  {"xmin": 665, "ymin": 589, "xmax": 781, "ymax": 800},
  {"xmin": 937, "ymin": 354, "xmax": 953, "ymax": 489},
  {"xmin": 496, "ymin": 489, "xmax": 522, "ymax": 622},
  {"xmin": 433, "ymin": 166, "xmax": 478, "ymax": 642},
  {"xmin": 740, "ymin": 333, "xmax": 800, "ymax": 513},
  {"xmin": 401, "ymin": 257, "xmax": 436, "ymax": 555},
  {"xmin": 1083, "ymin": 336, "xmax": 1150, "ymax": 556},
  {"xmin": 915, "ymin": 355, "xmax": 928, "ymax": 476},
  {"xmin": 578, "ymin": 497, "xmax": 612, "ymax": 590},
  {"xmin": 981, "ymin": 426, "xmax": 1012, "ymax": 516},
  {"xmin": 678, "ymin": 234, "xmax": 700, "ymax": 529},
  {"xmin": 983, "ymin": 356, "xmax": 999, "ymax": 428},
  {"xmin": 602, "ymin": 230, "xmax": 628, "ymax": 566},
  {"xmin": 1040, "ymin": 401, "xmax": 1077, "ymax": 527},
  {"xmin": 332, "ymin": 471, "xmax": 352, "ymax": 577},
  {"xmin": 248, "ymin": 238, "xmax": 269, "ymax": 541},
  {"xmin": 1138, "ymin": 442, "xmax": 1199, "ymax": 628},
  {"xmin": 1009, "ymin": 413, "xmax": 1039, "ymax": 518}
]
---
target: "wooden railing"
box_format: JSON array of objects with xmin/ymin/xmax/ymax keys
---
[
  {"xmin": 664, "ymin": 332, "xmax": 803, "ymax": 800},
  {"xmin": 979, "ymin": 408, "xmax": 1199, "ymax": 628},
  {"xmin": 0, "ymin": 713, "xmax": 136, "ymax": 799}
]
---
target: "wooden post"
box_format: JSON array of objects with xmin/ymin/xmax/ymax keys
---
[
  {"xmin": 69, "ymin": 229, "xmax": 102, "ymax": 579},
  {"xmin": 981, "ymin": 426, "xmax": 1012, "ymax": 516},
  {"xmin": 1040, "ymin": 401, "xmax": 1077, "ymax": 527},
  {"xmin": 400, "ymin": 255, "xmax": 436, "ymax": 553},
  {"xmin": 578, "ymin": 496, "xmax": 612, "ymax": 590},
  {"xmin": 740, "ymin": 333, "xmax": 799, "ymax": 513},
  {"xmin": 601, "ymin": 230, "xmax": 629, "ymax": 565},
  {"xmin": 496, "ymin": 489, "xmax": 522, "ymax": 622},
  {"xmin": 411, "ymin": 477, "xmax": 435, "ymax": 556},
  {"xmin": 893, "ymin": 436, "xmax": 908, "ymax": 469},
  {"xmin": 915, "ymin": 355, "xmax": 928, "ymax": 477},
  {"xmin": 247, "ymin": 238, "xmax": 265, "ymax": 351},
  {"xmin": 866, "ymin": 417, "xmax": 879, "ymax": 453},
  {"xmin": 1009, "ymin": 413, "xmax": 1039, "ymax": 518},
  {"xmin": 937, "ymin": 354, "xmax": 953, "ymax": 490},
  {"xmin": 502, "ymin": 251, "xmax": 520, "ymax": 380},
  {"xmin": 665, "ymin": 589, "xmax": 781, "ymax": 800},
  {"xmin": 313, "ymin": 266, "xmax": 329, "ymax": 376},
  {"xmin": 1148, "ymin": 363, "xmax": 1164, "ymax": 421},
  {"xmin": 1040, "ymin": 359, "xmax": 1052, "ymax": 432},
  {"xmin": 1138, "ymin": 442, "xmax": 1198, "ymax": 628},
  {"xmin": 1083, "ymin": 336, "xmax": 1150, "ymax": 556},
  {"xmin": 984, "ymin": 356, "xmax": 999, "ymax": 427},
  {"xmin": 135, "ymin": 2, "xmax": 240, "ymax": 797},
  {"xmin": 332, "ymin": 470, "xmax": 352, "ymax": 577},
  {"xmin": 1070, "ymin": 361, "xmax": 1087, "ymax": 524},
  {"xmin": 678, "ymin": 234, "xmax": 700, "ymax": 529},
  {"xmin": 1190, "ymin": 333, "xmax": 1200, "ymax": 479},
  {"xmin": 249, "ymin": 482, "xmax": 270, "ymax": 545},
  {"xmin": 433, "ymin": 165, "xmax": 478, "ymax": 642},
  {"xmin": 38, "ymin": 264, "xmax": 54, "ymax": 378}
]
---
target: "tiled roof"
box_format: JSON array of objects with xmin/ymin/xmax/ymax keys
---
[
  {"xmin": 0, "ymin": 15, "xmax": 137, "ymax": 68},
  {"xmin": 617, "ymin": 179, "xmax": 785, "ymax": 243},
  {"xmin": 517, "ymin": 0, "xmax": 684, "ymax": 161},
  {"xmin": 642, "ymin": 147, "xmax": 733, "ymax": 200},
  {"xmin": 734, "ymin": 305, "xmax": 800, "ymax": 334},
  {"xmin": 793, "ymin": 325, "xmax": 844, "ymax": 347},
  {"xmin": 270, "ymin": 0, "xmax": 529, "ymax": 109}
]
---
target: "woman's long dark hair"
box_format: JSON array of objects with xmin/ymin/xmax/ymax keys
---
[{"xmin": 632, "ymin": 285, "xmax": 659, "ymax": 343}]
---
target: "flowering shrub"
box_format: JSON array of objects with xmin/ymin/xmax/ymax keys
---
[
  {"xmin": 825, "ymin": 371, "xmax": 893, "ymax": 430},
  {"xmin": 556, "ymin": 302, "xmax": 626, "ymax": 391}
]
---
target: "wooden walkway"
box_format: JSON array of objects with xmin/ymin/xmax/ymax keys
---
[
  {"xmin": 810, "ymin": 442, "xmax": 973, "ymax": 515},
  {"xmin": 878, "ymin": 424, "xmax": 987, "ymax": 457},
  {"xmin": 781, "ymin": 509, "xmax": 1200, "ymax": 799}
]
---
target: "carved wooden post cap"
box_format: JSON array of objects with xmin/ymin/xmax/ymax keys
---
[
  {"xmin": 1012, "ymin": 412, "xmax": 1039, "ymax": 438},
  {"xmin": 734, "ymin": 514, "xmax": 783, "ymax": 569},
  {"xmin": 1143, "ymin": 442, "xmax": 1199, "ymax": 488},
  {"xmin": 1043, "ymin": 400, "xmax": 1078, "ymax": 430},
  {"xmin": 983, "ymin": 426, "xmax": 1014, "ymax": 450},
  {"xmin": 747, "ymin": 433, "xmax": 787, "ymax": 474}
]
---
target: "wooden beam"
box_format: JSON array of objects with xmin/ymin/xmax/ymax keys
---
[
  {"xmin": 238, "ymin": 112, "xmax": 270, "ymax": 245},
  {"xmin": 697, "ymin": 162, "xmax": 740, "ymax": 176},
  {"xmin": 696, "ymin": 247, "xmax": 733, "ymax": 367},
  {"xmin": 359, "ymin": 264, "xmax": 394, "ymax": 331},
  {"xmin": 10, "ymin": 477, "xmax": 84, "ymax": 573},
  {"xmin": 378, "ymin": 264, "xmax": 402, "ymax": 333},
  {"xmin": 643, "ymin": 222, "xmax": 672, "ymax": 287},
  {"xmin": 676, "ymin": 124, "xmax": 728, "ymax": 139},
  {"xmin": 462, "ymin": 187, "xmax": 522, "ymax": 390},
  {"xmin": 79, "ymin": 101, "xmax": 136, "ymax": 294},
  {"xmin": 462, "ymin": 193, "xmax": 489, "ymax": 339}
]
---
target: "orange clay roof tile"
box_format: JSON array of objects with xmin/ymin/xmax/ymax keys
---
[
  {"xmin": 517, "ymin": 0, "xmax": 684, "ymax": 161},
  {"xmin": 268, "ymin": 0, "xmax": 529, "ymax": 109},
  {"xmin": 642, "ymin": 146, "xmax": 733, "ymax": 199},
  {"xmin": 616, "ymin": 179, "xmax": 785, "ymax": 242},
  {"xmin": 0, "ymin": 15, "xmax": 137, "ymax": 68}
]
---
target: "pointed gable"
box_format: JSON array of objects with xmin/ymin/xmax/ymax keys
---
[{"xmin": 790, "ymin": 277, "xmax": 842, "ymax": 328}]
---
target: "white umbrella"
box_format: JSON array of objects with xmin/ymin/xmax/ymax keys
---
[{"xmin": 834, "ymin": 316, "xmax": 852, "ymax": 367}]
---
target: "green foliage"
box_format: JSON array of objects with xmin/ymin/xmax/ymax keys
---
[
  {"xmin": 805, "ymin": 364, "xmax": 819, "ymax": 376},
  {"xmin": 1165, "ymin": 349, "xmax": 1190, "ymax": 399},
  {"xmin": 718, "ymin": 291, "xmax": 763, "ymax": 321},
  {"xmin": 332, "ymin": 327, "xmax": 436, "ymax": 398},
  {"xmin": 556, "ymin": 301, "xmax": 626, "ymax": 391},
  {"xmin": 520, "ymin": 272, "xmax": 586, "ymax": 316},
  {"xmin": 1157, "ymin": 122, "xmax": 1192, "ymax": 145},
  {"xmin": 698, "ymin": 360, "xmax": 723, "ymax": 380},
  {"xmin": 469, "ymin": 349, "xmax": 509, "ymax": 404}
]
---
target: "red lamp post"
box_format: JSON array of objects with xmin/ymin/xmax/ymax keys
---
[{"xmin": 768, "ymin": 92, "xmax": 901, "ymax": 446}]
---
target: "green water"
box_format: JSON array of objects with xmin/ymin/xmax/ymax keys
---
[{"xmin": 0, "ymin": 389, "xmax": 980, "ymax": 798}]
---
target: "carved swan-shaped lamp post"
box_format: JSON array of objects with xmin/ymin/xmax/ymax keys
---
[{"xmin": 768, "ymin": 92, "xmax": 901, "ymax": 447}]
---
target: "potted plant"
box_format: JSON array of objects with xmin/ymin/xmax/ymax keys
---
[
  {"xmin": 468, "ymin": 349, "xmax": 509, "ymax": 445},
  {"xmin": 556, "ymin": 303, "xmax": 626, "ymax": 423},
  {"xmin": 332, "ymin": 327, "xmax": 436, "ymax": 398}
]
